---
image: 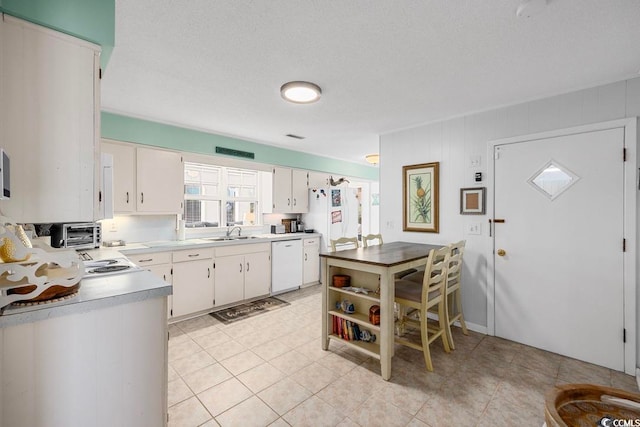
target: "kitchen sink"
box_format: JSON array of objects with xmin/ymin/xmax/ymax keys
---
[{"xmin": 206, "ymin": 236, "xmax": 256, "ymax": 242}]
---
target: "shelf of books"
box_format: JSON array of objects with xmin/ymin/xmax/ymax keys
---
[{"xmin": 326, "ymin": 265, "xmax": 383, "ymax": 359}]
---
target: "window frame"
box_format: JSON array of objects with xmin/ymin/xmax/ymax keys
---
[{"xmin": 183, "ymin": 160, "xmax": 264, "ymax": 235}]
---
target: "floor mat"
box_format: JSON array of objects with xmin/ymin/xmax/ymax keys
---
[{"xmin": 210, "ymin": 296, "xmax": 290, "ymax": 324}]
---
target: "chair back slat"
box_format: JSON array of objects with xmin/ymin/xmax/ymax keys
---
[
  {"xmin": 421, "ymin": 246, "xmax": 450, "ymax": 302},
  {"xmin": 362, "ymin": 234, "xmax": 383, "ymax": 248},
  {"xmin": 330, "ymin": 237, "xmax": 359, "ymax": 252}
]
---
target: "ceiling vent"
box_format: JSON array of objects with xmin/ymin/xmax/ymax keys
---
[{"xmin": 286, "ymin": 134, "xmax": 305, "ymax": 140}]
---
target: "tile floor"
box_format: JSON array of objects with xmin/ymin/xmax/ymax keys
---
[{"xmin": 167, "ymin": 285, "xmax": 638, "ymax": 427}]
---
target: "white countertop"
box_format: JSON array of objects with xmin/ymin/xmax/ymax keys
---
[
  {"xmin": 88, "ymin": 232, "xmax": 321, "ymax": 257},
  {"xmin": 0, "ymin": 232, "xmax": 321, "ymax": 327},
  {"xmin": 0, "ymin": 269, "xmax": 171, "ymax": 327}
]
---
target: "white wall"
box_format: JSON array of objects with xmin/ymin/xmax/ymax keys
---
[{"xmin": 380, "ymin": 77, "xmax": 640, "ymax": 333}]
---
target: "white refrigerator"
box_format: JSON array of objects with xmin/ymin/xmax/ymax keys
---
[{"xmin": 304, "ymin": 186, "xmax": 360, "ymax": 250}]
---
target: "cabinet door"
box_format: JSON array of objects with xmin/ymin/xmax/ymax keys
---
[
  {"xmin": 291, "ymin": 169, "xmax": 309, "ymax": 213},
  {"xmin": 244, "ymin": 251, "xmax": 271, "ymax": 299},
  {"xmin": 146, "ymin": 264, "xmax": 173, "ymax": 319},
  {"xmin": 136, "ymin": 147, "xmax": 183, "ymax": 213},
  {"xmin": 272, "ymin": 167, "xmax": 292, "ymax": 213},
  {"xmin": 214, "ymin": 255, "xmax": 245, "ymax": 306},
  {"xmin": 102, "ymin": 141, "xmax": 136, "ymax": 213},
  {"xmin": 303, "ymin": 243, "xmax": 320, "ymax": 285},
  {"xmin": 172, "ymin": 259, "xmax": 214, "ymax": 317},
  {"xmin": 0, "ymin": 16, "xmax": 99, "ymax": 223}
]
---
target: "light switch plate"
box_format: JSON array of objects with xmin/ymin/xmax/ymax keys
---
[
  {"xmin": 469, "ymin": 155, "xmax": 481, "ymax": 168},
  {"xmin": 467, "ymin": 223, "xmax": 481, "ymax": 235}
]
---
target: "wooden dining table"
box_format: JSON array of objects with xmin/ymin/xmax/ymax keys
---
[{"xmin": 320, "ymin": 241, "xmax": 443, "ymax": 380}]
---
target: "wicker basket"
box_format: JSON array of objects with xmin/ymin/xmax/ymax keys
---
[{"xmin": 545, "ymin": 383, "xmax": 640, "ymax": 427}]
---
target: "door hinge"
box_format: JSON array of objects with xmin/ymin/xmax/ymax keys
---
[
  {"xmin": 623, "ymin": 238, "xmax": 626, "ymax": 252},
  {"xmin": 213, "ymin": 262, "xmax": 216, "ymax": 269},
  {"xmin": 170, "ymin": 268, "xmax": 173, "ymax": 275},
  {"xmin": 170, "ymin": 309, "xmax": 173, "ymax": 317},
  {"xmin": 624, "ymin": 328, "xmax": 627, "ymax": 343},
  {"xmin": 623, "ymin": 148, "xmax": 627, "ymax": 162}
]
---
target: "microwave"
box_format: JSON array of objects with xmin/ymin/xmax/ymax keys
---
[{"xmin": 50, "ymin": 222, "xmax": 101, "ymax": 249}]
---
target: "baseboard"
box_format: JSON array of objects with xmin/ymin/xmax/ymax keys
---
[
  {"xmin": 636, "ymin": 368, "xmax": 640, "ymax": 389},
  {"xmin": 425, "ymin": 312, "xmax": 488, "ymax": 335}
]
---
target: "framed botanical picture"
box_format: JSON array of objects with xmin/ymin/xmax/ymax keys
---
[
  {"xmin": 460, "ymin": 187, "xmax": 486, "ymax": 215},
  {"xmin": 403, "ymin": 162, "xmax": 439, "ymax": 233}
]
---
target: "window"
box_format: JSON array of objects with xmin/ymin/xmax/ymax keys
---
[{"xmin": 184, "ymin": 162, "xmax": 261, "ymax": 228}]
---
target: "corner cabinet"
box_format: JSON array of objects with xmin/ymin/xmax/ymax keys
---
[
  {"xmin": 272, "ymin": 167, "xmax": 309, "ymax": 213},
  {"xmin": 128, "ymin": 252, "xmax": 173, "ymax": 319},
  {"xmin": 102, "ymin": 140, "xmax": 184, "ymax": 214},
  {"xmin": 0, "ymin": 15, "xmax": 101, "ymax": 223}
]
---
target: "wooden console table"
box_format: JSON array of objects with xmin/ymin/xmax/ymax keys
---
[{"xmin": 320, "ymin": 241, "xmax": 442, "ymax": 380}]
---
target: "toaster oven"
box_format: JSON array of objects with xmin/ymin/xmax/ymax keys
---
[{"xmin": 50, "ymin": 222, "xmax": 101, "ymax": 249}]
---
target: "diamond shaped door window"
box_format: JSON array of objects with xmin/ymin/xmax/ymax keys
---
[{"xmin": 527, "ymin": 161, "xmax": 579, "ymax": 201}]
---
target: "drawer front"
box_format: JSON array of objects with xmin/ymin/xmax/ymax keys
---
[
  {"xmin": 303, "ymin": 238, "xmax": 319, "ymax": 247},
  {"xmin": 172, "ymin": 248, "xmax": 214, "ymax": 263},
  {"xmin": 128, "ymin": 251, "xmax": 172, "ymax": 266},
  {"xmin": 215, "ymin": 242, "xmax": 271, "ymax": 257}
]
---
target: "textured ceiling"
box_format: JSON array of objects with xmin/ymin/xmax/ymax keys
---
[{"xmin": 101, "ymin": 0, "xmax": 640, "ymax": 165}]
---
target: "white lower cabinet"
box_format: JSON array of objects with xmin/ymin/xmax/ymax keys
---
[
  {"xmin": 171, "ymin": 249, "xmax": 214, "ymax": 317},
  {"xmin": 244, "ymin": 250, "xmax": 272, "ymax": 299},
  {"xmin": 303, "ymin": 237, "xmax": 320, "ymax": 285},
  {"xmin": 127, "ymin": 252, "xmax": 173, "ymax": 319},
  {"xmin": 214, "ymin": 243, "xmax": 271, "ymax": 306}
]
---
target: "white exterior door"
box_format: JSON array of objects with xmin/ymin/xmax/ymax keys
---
[{"xmin": 493, "ymin": 127, "xmax": 625, "ymax": 370}]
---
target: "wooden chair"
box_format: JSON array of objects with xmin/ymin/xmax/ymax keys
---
[
  {"xmin": 402, "ymin": 240, "xmax": 469, "ymax": 349},
  {"xmin": 330, "ymin": 237, "xmax": 359, "ymax": 252},
  {"xmin": 362, "ymin": 233, "xmax": 383, "ymax": 248},
  {"xmin": 394, "ymin": 246, "xmax": 451, "ymax": 371},
  {"xmin": 442, "ymin": 240, "xmax": 469, "ymax": 348}
]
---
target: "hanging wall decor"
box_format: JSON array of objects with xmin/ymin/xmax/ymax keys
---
[{"xmin": 403, "ymin": 162, "xmax": 439, "ymax": 233}]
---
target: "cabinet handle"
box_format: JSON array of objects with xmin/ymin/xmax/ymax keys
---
[
  {"xmin": 208, "ymin": 268, "xmax": 210, "ymax": 278},
  {"xmin": 240, "ymin": 263, "xmax": 243, "ymax": 273},
  {"xmin": 305, "ymin": 253, "xmax": 307, "ymax": 261},
  {"xmin": 287, "ymin": 198, "xmax": 291, "ymax": 206},
  {"xmin": 141, "ymin": 192, "xmax": 144, "ymax": 204},
  {"xmin": 188, "ymin": 254, "xmax": 200, "ymax": 258},
  {"xmin": 99, "ymin": 190, "xmax": 102, "ymax": 203},
  {"xmin": 138, "ymin": 258, "xmax": 153, "ymax": 263},
  {"xmin": 293, "ymin": 198, "xmax": 296, "ymax": 206},
  {"xmin": 126, "ymin": 191, "xmax": 129, "ymax": 204},
  {"xmin": 246, "ymin": 262, "xmax": 249, "ymax": 272}
]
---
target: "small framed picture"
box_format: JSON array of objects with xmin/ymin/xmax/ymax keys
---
[{"xmin": 460, "ymin": 187, "xmax": 486, "ymax": 215}]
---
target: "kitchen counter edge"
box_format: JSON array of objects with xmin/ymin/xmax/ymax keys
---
[
  {"xmin": 0, "ymin": 270, "xmax": 171, "ymax": 328},
  {"xmin": 114, "ymin": 232, "xmax": 323, "ymax": 256}
]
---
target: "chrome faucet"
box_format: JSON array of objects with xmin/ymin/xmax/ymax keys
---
[{"xmin": 226, "ymin": 226, "xmax": 242, "ymax": 237}]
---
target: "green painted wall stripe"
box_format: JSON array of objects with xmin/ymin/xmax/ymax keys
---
[
  {"xmin": 102, "ymin": 112, "xmax": 379, "ymax": 180},
  {"xmin": 0, "ymin": 0, "xmax": 114, "ymax": 68}
]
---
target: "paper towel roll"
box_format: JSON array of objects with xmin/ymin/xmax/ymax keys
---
[{"xmin": 178, "ymin": 220, "xmax": 186, "ymax": 241}]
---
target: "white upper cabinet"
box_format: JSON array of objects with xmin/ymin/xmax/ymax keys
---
[
  {"xmin": 101, "ymin": 141, "xmax": 183, "ymax": 214},
  {"xmin": 136, "ymin": 147, "xmax": 183, "ymax": 213},
  {"xmin": 102, "ymin": 141, "xmax": 136, "ymax": 213},
  {"xmin": 0, "ymin": 15, "xmax": 101, "ymax": 223},
  {"xmin": 272, "ymin": 167, "xmax": 309, "ymax": 213}
]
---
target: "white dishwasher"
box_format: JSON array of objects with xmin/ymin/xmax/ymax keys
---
[{"xmin": 271, "ymin": 239, "xmax": 303, "ymax": 294}]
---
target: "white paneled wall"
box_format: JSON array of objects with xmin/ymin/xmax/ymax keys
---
[{"xmin": 380, "ymin": 76, "xmax": 640, "ymax": 333}]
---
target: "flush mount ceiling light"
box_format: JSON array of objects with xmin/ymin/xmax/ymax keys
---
[
  {"xmin": 280, "ymin": 81, "xmax": 322, "ymax": 104},
  {"xmin": 365, "ymin": 154, "xmax": 380, "ymax": 165}
]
